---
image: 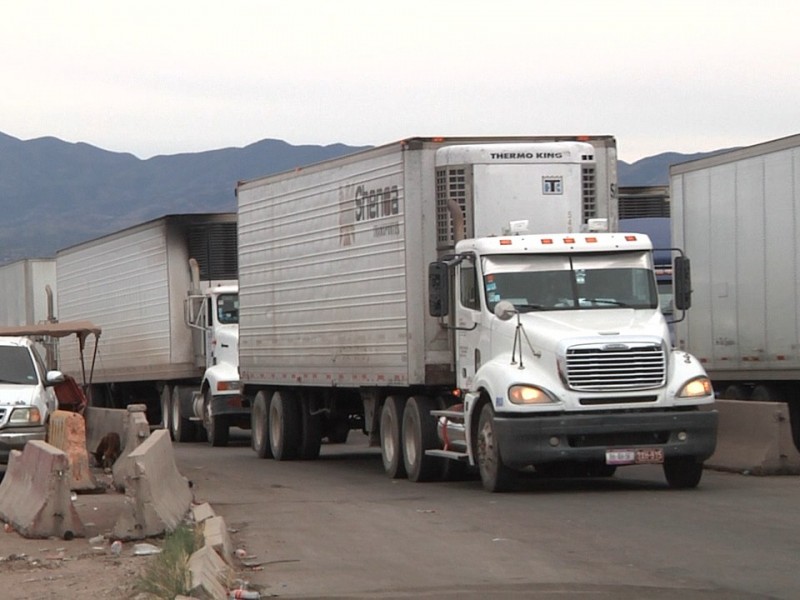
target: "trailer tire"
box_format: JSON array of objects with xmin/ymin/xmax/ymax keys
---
[
  {"xmin": 160, "ymin": 385, "xmax": 172, "ymax": 435},
  {"xmin": 252, "ymin": 390, "xmax": 272, "ymax": 459},
  {"xmin": 205, "ymin": 390, "xmax": 230, "ymax": 447},
  {"xmin": 380, "ymin": 396, "xmax": 406, "ymax": 479},
  {"xmin": 751, "ymin": 384, "xmax": 785, "ymax": 402},
  {"xmin": 299, "ymin": 394, "xmax": 322, "ymax": 460},
  {"xmin": 402, "ymin": 396, "xmax": 442, "ymax": 482},
  {"xmin": 269, "ymin": 390, "xmax": 301, "ymax": 461},
  {"xmin": 722, "ymin": 384, "xmax": 750, "ymax": 400},
  {"xmin": 477, "ymin": 403, "xmax": 515, "ymax": 493},
  {"xmin": 171, "ymin": 385, "xmax": 196, "ymax": 443},
  {"xmin": 663, "ymin": 457, "xmax": 704, "ymax": 489}
]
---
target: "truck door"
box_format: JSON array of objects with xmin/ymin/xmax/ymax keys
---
[{"xmin": 454, "ymin": 254, "xmax": 485, "ymax": 389}]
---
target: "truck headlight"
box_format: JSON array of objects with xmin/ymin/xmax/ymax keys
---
[
  {"xmin": 508, "ymin": 385, "xmax": 556, "ymax": 404},
  {"xmin": 8, "ymin": 407, "xmax": 42, "ymax": 425},
  {"xmin": 216, "ymin": 381, "xmax": 241, "ymax": 392},
  {"xmin": 678, "ymin": 376, "xmax": 713, "ymax": 398}
]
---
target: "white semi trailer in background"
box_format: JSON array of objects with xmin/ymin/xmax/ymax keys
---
[
  {"xmin": 55, "ymin": 213, "xmax": 246, "ymax": 446},
  {"xmin": 671, "ymin": 132, "xmax": 800, "ymax": 448},
  {"xmin": 0, "ymin": 258, "xmax": 57, "ymax": 327},
  {"xmin": 237, "ymin": 136, "xmax": 717, "ymax": 492}
]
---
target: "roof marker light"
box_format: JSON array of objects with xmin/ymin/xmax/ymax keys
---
[
  {"xmin": 541, "ymin": 238, "xmax": 553, "ymax": 245},
  {"xmin": 625, "ymin": 235, "xmax": 637, "ymax": 241},
  {"xmin": 499, "ymin": 239, "xmax": 512, "ymax": 246},
  {"xmin": 586, "ymin": 237, "xmax": 598, "ymax": 243},
  {"xmin": 563, "ymin": 237, "xmax": 575, "ymax": 244}
]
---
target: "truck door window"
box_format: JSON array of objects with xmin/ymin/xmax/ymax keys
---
[
  {"xmin": 459, "ymin": 258, "xmax": 480, "ymax": 311},
  {"xmin": 216, "ymin": 293, "xmax": 239, "ymax": 324}
]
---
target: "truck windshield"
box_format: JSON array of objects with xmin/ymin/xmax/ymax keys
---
[
  {"xmin": 216, "ymin": 293, "xmax": 239, "ymax": 325},
  {"xmin": 483, "ymin": 251, "xmax": 658, "ymax": 313},
  {"xmin": 0, "ymin": 346, "xmax": 38, "ymax": 385}
]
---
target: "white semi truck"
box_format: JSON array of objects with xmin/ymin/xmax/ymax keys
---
[
  {"xmin": 237, "ymin": 136, "xmax": 717, "ymax": 491},
  {"xmin": 0, "ymin": 258, "xmax": 57, "ymax": 327},
  {"xmin": 671, "ymin": 132, "xmax": 800, "ymax": 448},
  {"xmin": 55, "ymin": 213, "xmax": 246, "ymax": 446}
]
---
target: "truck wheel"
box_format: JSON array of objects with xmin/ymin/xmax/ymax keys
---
[
  {"xmin": 269, "ymin": 390, "xmax": 301, "ymax": 460},
  {"xmin": 160, "ymin": 385, "xmax": 172, "ymax": 435},
  {"xmin": 722, "ymin": 384, "xmax": 750, "ymax": 400},
  {"xmin": 299, "ymin": 394, "xmax": 322, "ymax": 460},
  {"xmin": 205, "ymin": 390, "xmax": 229, "ymax": 447},
  {"xmin": 663, "ymin": 457, "xmax": 704, "ymax": 489},
  {"xmin": 751, "ymin": 384, "xmax": 785, "ymax": 402},
  {"xmin": 252, "ymin": 390, "xmax": 272, "ymax": 459},
  {"xmin": 477, "ymin": 403, "xmax": 515, "ymax": 492},
  {"xmin": 171, "ymin": 385, "xmax": 195, "ymax": 443},
  {"xmin": 402, "ymin": 396, "xmax": 442, "ymax": 482},
  {"xmin": 380, "ymin": 396, "xmax": 406, "ymax": 479},
  {"xmin": 326, "ymin": 418, "xmax": 350, "ymax": 444}
]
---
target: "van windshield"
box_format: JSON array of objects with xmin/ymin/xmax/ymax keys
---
[
  {"xmin": 0, "ymin": 346, "xmax": 38, "ymax": 385},
  {"xmin": 483, "ymin": 251, "xmax": 658, "ymax": 313}
]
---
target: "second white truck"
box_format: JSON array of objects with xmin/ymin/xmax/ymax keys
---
[
  {"xmin": 238, "ymin": 136, "xmax": 718, "ymax": 492},
  {"xmin": 55, "ymin": 213, "xmax": 246, "ymax": 445}
]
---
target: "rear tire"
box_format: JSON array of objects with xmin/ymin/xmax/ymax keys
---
[
  {"xmin": 170, "ymin": 385, "xmax": 195, "ymax": 443},
  {"xmin": 477, "ymin": 403, "xmax": 515, "ymax": 492},
  {"xmin": 380, "ymin": 396, "xmax": 406, "ymax": 478},
  {"xmin": 299, "ymin": 394, "xmax": 322, "ymax": 460},
  {"xmin": 269, "ymin": 390, "xmax": 301, "ymax": 460},
  {"xmin": 402, "ymin": 396, "xmax": 442, "ymax": 482},
  {"xmin": 160, "ymin": 385, "xmax": 172, "ymax": 435},
  {"xmin": 722, "ymin": 384, "xmax": 750, "ymax": 400},
  {"xmin": 751, "ymin": 384, "xmax": 785, "ymax": 402},
  {"xmin": 252, "ymin": 390, "xmax": 272, "ymax": 459},
  {"xmin": 663, "ymin": 457, "xmax": 704, "ymax": 489}
]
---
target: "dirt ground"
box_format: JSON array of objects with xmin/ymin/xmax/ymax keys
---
[{"xmin": 1, "ymin": 469, "xmax": 189, "ymax": 600}]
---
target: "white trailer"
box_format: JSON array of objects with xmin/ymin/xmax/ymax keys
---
[
  {"xmin": 239, "ymin": 136, "xmax": 716, "ymax": 491},
  {"xmin": 671, "ymin": 133, "xmax": 800, "ymax": 444},
  {"xmin": 55, "ymin": 213, "xmax": 244, "ymax": 444},
  {"xmin": 0, "ymin": 258, "xmax": 56, "ymax": 326}
]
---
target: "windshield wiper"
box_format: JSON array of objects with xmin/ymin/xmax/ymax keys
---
[{"xmin": 581, "ymin": 298, "xmax": 631, "ymax": 307}]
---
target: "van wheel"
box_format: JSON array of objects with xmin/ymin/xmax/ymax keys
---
[
  {"xmin": 380, "ymin": 396, "xmax": 406, "ymax": 478},
  {"xmin": 402, "ymin": 396, "xmax": 442, "ymax": 482},
  {"xmin": 477, "ymin": 403, "xmax": 515, "ymax": 492},
  {"xmin": 252, "ymin": 390, "xmax": 272, "ymax": 458},
  {"xmin": 663, "ymin": 457, "xmax": 703, "ymax": 489},
  {"xmin": 269, "ymin": 390, "xmax": 301, "ymax": 460}
]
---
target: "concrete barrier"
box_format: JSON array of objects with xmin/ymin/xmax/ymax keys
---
[
  {"xmin": 708, "ymin": 399, "xmax": 800, "ymax": 475},
  {"xmin": 112, "ymin": 404, "xmax": 152, "ymax": 491},
  {"xmin": 47, "ymin": 410, "xmax": 98, "ymax": 491},
  {"xmin": 0, "ymin": 441, "xmax": 85, "ymax": 539},
  {"xmin": 204, "ymin": 515, "xmax": 235, "ymax": 565},
  {"xmin": 112, "ymin": 429, "xmax": 193, "ymax": 540},
  {"xmin": 187, "ymin": 544, "xmax": 233, "ymax": 600}
]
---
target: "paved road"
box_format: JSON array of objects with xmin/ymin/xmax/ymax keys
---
[{"xmin": 176, "ymin": 432, "xmax": 800, "ymax": 599}]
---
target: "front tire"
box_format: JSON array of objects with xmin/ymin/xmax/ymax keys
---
[
  {"xmin": 252, "ymin": 390, "xmax": 272, "ymax": 459},
  {"xmin": 205, "ymin": 390, "xmax": 230, "ymax": 447},
  {"xmin": 171, "ymin": 385, "xmax": 196, "ymax": 443},
  {"xmin": 402, "ymin": 396, "xmax": 442, "ymax": 482},
  {"xmin": 160, "ymin": 385, "xmax": 172, "ymax": 435},
  {"xmin": 664, "ymin": 457, "xmax": 704, "ymax": 489},
  {"xmin": 269, "ymin": 390, "xmax": 301, "ymax": 460},
  {"xmin": 380, "ymin": 396, "xmax": 406, "ymax": 478},
  {"xmin": 477, "ymin": 403, "xmax": 515, "ymax": 492}
]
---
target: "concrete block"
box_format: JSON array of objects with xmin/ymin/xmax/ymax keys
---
[
  {"xmin": 204, "ymin": 515, "xmax": 235, "ymax": 565},
  {"xmin": 112, "ymin": 429, "xmax": 193, "ymax": 540},
  {"xmin": 112, "ymin": 405, "xmax": 152, "ymax": 491},
  {"xmin": 0, "ymin": 441, "xmax": 84, "ymax": 539},
  {"xmin": 708, "ymin": 399, "xmax": 800, "ymax": 475},
  {"xmin": 192, "ymin": 502, "xmax": 216, "ymax": 524},
  {"xmin": 84, "ymin": 406, "xmax": 126, "ymax": 457},
  {"xmin": 187, "ymin": 544, "xmax": 233, "ymax": 600},
  {"xmin": 47, "ymin": 410, "xmax": 98, "ymax": 491}
]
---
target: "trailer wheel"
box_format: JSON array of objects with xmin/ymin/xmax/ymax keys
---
[
  {"xmin": 722, "ymin": 384, "xmax": 750, "ymax": 400},
  {"xmin": 299, "ymin": 394, "xmax": 322, "ymax": 460},
  {"xmin": 402, "ymin": 396, "xmax": 442, "ymax": 482},
  {"xmin": 269, "ymin": 390, "xmax": 301, "ymax": 460},
  {"xmin": 160, "ymin": 385, "xmax": 172, "ymax": 437},
  {"xmin": 477, "ymin": 403, "xmax": 515, "ymax": 493},
  {"xmin": 380, "ymin": 396, "xmax": 406, "ymax": 478},
  {"xmin": 205, "ymin": 389, "xmax": 230, "ymax": 447},
  {"xmin": 252, "ymin": 390, "xmax": 272, "ymax": 459},
  {"xmin": 663, "ymin": 457, "xmax": 704, "ymax": 489},
  {"xmin": 751, "ymin": 384, "xmax": 785, "ymax": 402},
  {"xmin": 171, "ymin": 385, "xmax": 196, "ymax": 443}
]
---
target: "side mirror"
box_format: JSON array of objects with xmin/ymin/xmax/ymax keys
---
[
  {"xmin": 45, "ymin": 370, "xmax": 65, "ymax": 386},
  {"xmin": 428, "ymin": 261, "xmax": 450, "ymax": 317},
  {"xmin": 673, "ymin": 256, "xmax": 691, "ymax": 310},
  {"xmin": 494, "ymin": 300, "xmax": 517, "ymax": 321}
]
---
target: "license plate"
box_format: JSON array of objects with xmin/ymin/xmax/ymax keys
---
[{"xmin": 605, "ymin": 448, "xmax": 664, "ymax": 465}]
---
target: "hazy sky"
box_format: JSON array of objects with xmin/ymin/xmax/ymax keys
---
[{"xmin": 2, "ymin": 0, "xmax": 797, "ymax": 163}]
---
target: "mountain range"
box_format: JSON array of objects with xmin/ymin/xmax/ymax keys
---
[{"xmin": 0, "ymin": 131, "xmax": 729, "ymax": 264}]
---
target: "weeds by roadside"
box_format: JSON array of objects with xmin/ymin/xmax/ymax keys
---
[{"xmin": 133, "ymin": 523, "xmax": 200, "ymax": 599}]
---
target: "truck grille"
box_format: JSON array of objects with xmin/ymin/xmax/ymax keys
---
[{"xmin": 565, "ymin": 343, "xmax": 666, "ymax": 391}]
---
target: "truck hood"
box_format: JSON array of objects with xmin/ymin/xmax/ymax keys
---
[{"xmin": 499, "ymin": 308, "xmax": 668, "ymax": 353}]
